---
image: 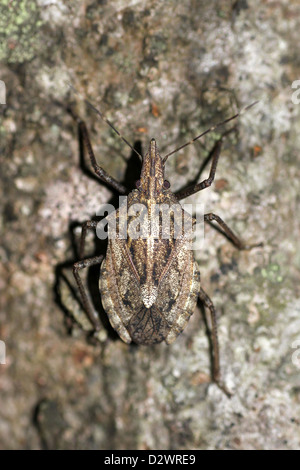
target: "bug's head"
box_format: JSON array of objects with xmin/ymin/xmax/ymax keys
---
[{"xmin": 136, "ymin": 139, "xmax": 170, "ymax": 196}]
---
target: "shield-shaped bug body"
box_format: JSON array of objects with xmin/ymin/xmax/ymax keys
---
[
  {"xmin": 100, "ymin": 139, "xmax": 200, "ymax": 346},
  {"xmin": 70, "ymin": 95, "xmax": 261, "ymax": 396}
]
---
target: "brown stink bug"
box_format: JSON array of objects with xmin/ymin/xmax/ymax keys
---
[{"xmin": 69, "ymin": 90, "xmax": 261, "ymax": 396}]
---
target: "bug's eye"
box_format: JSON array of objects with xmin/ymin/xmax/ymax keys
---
[
  {"xmin": 163, "ymin": 179, "xmax": 170, "ymax": 190},
  {"xmin": 136, "ymin": 179, "xmax": 141, "ymax": 189}
]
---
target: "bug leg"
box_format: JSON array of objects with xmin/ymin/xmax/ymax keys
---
[
  {"xmin": 204, "ymin": 213, "xmax": 263, "ymax": 250},
  {"xmin": 198, "ymin": 287, "xmax": 232, "ymax": 398},
  {"xmin": 78, "ymin": 219, "xmax": 98, "ymax": 260},
  {"xmin": 175, "ymin": 136, "xmax": 224, "ymax": 200},
  {"xmin": 68, "ymin": 108, "xmax": 127, "ymax": 194},
  {"xmin": 73, "ymin": 255, "xmax": 104, "ymax": 331}
]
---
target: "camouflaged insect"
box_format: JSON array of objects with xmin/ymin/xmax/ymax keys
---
[
  {"xmin": 70, "ymin": 96, "xmax": 260, "ymax": 397},
  {"xmin": 100, "ymin": 139, "xmax": 200, "ymax": 345}
]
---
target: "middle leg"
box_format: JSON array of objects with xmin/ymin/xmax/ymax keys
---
[
  {"xmin": 73, "ymin": 255, "xmax": 104, "ymax": 331},
  {"xmin": 204, "ymin": 213, "xmax": 262, "ymax": 250},
  {"xmin": 73, "ymin": 219, "xmax": 104, "ymax": 330},
  {"xmin": 78, "ymin": 219, "xmax": 98, "ymax": 260}
]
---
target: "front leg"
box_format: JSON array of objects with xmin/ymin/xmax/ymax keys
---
[
  {"xmin": 175, "ymin": 127, "xmax": 238, "ymax": 201},
  {"xmin": 176, "ymin": 138, "xmax": 223, "ymax": 201},
  {"xmin": 79, "ymin": 121, "xmax": 127, "ymax": 194},
  {"xmin": 198, "ymin": 287, "xmax": 232, "ymax": 397},
  {"xmin": 68, "ymin": 107, "xmax": 127, "ymax": 194}
]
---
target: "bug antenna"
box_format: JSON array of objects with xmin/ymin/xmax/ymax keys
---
[
  {"xmin": 68, "ymin": 83, "xmax": 143, "ymax": 162},
  {"xmin": 162, "ymin": 101, "xmax": 259, "ymax": 164}
]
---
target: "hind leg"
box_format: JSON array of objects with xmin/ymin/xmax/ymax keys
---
[{"xmin": 198, "ymin": 287, "xmax": 232, "ymax": 397}]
